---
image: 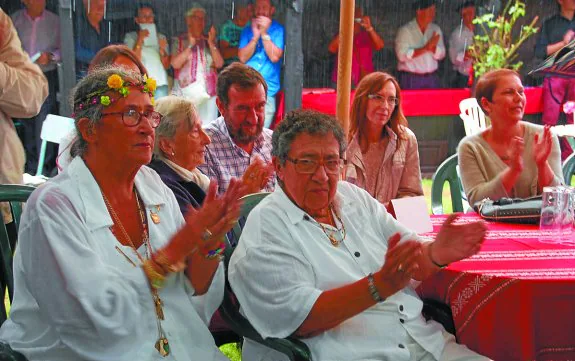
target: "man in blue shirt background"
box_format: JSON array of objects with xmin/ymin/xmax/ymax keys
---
[{"xmin": 238, "ymin": 0, "xmax": 284, "ymax": 129}]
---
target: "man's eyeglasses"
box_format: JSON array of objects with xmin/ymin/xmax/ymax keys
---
[
  {"xmin": 367, "ymin": 94, "xmax": 399, "ymax": 107},
  {"xmin": 101, "ymin": 109, "xmax": 162, "ymax": 128},
  {"xmin": 286, "ymin": 157, "xmax": 343, "ymax": 174}
]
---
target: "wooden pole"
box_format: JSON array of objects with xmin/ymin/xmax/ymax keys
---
[{"xmin": 336, "ymin": 0, "xmax": 355, "ymax": 139}]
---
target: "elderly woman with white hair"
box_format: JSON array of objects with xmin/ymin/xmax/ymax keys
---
[
  {"xmin": 150, "ymin": 95, "xmax": 274, "ymax": 216},
  {"xmin": 171, "ymin": 4, "xmax": 223, "ymax": 124}
]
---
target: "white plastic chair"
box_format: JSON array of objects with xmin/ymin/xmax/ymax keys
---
[
  {"xmin": 459, "ymin": 98, "xmax": 488, "ymax": 136},
  {"xmin": 36, "ymin": 114, "xmax": 76, "ymax": 176}
]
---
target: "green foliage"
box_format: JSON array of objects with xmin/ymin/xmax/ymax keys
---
[{"xmin": 470, "ymin": 0, "xmax": 539, "ymax": 78}]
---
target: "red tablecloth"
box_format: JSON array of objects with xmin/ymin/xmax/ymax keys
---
[{"xmin": 417, "ymin": 214, "xmax": 575, "ymax": 361}]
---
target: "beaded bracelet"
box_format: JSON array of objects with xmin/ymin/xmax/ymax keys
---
[
  {"xmin": 204, "ymin": 242, "xmax": 226, "ymax": 260},
  {"xmin": 367, "ymin": 273, "xmax": 385, "ymax": 303}
]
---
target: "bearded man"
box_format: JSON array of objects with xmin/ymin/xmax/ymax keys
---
[{"xmin": 198, "ymin": 62, "xmax": 275, "ymax": 194}]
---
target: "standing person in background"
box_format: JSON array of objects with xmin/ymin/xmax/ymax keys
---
[
  {"xmin": 124, "ymin": 3, "xmax": 170, "ymax": 99},
  {"xmin": 75, "ymin": 0, "xmax": 117, "ymax": 78},
  {"xmin": 534, "ymin": 0, "xmax": 575, "ymax": 160},
  {"xmin": 395, "ymin": 0, "xmax": 445, "ymax": 89},
  {"xmin": 449, "ymin": 1, "xmax": 475, "ymax": 88},
  {"xmin": 328, "ymin": 6, "xmax": 384, "ymax": 88},
  {"xmin": 219, "ymin": 1, "xmax": 252, "ymax": 68},
  {"xmin": 0, "ymin": 8, "xmax": 48, "ymax": 231},
  {"xmin": 171, "ymin": 4, "xmax": 223, "ymax": 124},
  {"xmin": 238, "ymin": 0, "xmax": 285, "ymax": 129},
  {"xmin": 11, "ymin": 0, "xmax": 60, "ymax": 176}
]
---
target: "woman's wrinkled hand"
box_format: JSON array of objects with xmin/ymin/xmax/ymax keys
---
[
  {"xmin": 241, "ymin": 156, "xmax": 274, "ymax": 195},
  {"xmin": 431, "ymin": 214, "xmax": 487, "ymax": 266},
  {"xmin": 373, "ymin": 234, "xmax": 422, "ymax": 297},
  {"xmin": 533, "ymin": 125, "xmax": 553, "ymax": 167},
  {"xmin": 183, "ymin": 179, "xmax": 244, "ymax": 254}
]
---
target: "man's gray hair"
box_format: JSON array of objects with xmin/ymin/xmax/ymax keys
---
[
  {"xmin": 69, "ymin": 66, "xmax": 145, "ymax": 157},
  {"xmin": 186, "ymin": 3, "xmax": 206, "ymax": 17},
  {"xmin": 272, "ymin": 109, "xmax": 347, "ymax": 164},
  {"xmin": 153, "ymin": 96, "xmax": 199, "ymax": 157}
]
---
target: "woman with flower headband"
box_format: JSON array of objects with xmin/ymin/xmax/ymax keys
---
[{"xmin": 0, "ymin": 67, "xmax": 243, "ymax": 361}]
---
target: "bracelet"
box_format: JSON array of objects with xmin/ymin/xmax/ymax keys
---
[
  {"xmin": 428, "ymin": 242, "xmax": 448, "ymax": 268},
  {"xmin": 367, "ymin": 273, "xmax": 384, "ymax": 303},
  {"xmin": 142, "ymin": 259, "xmax": 166, "ymax": 290},
  {"xmin": 204, "ymin": 241, "xmax": 226, "ymax": 260}
]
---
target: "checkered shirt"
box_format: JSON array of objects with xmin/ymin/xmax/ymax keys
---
[{"xmin": 198, "ymin": 116, "xmax": 276, "ymax": 195}]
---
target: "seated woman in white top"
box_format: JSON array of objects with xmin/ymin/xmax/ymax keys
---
[
  {"xmin": 229, "ymin": 109, "xmax": 492, "ymax": 361},
  {"xmin": 0, "ymin": 67, "xmax": 246, "ymax": 361}
]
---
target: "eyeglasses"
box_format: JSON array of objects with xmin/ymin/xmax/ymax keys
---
[
  {"xmin": 286, "ymin": 157, "xmax": 343, "ymax": 174},
  {"xmin": 367, "ymin": 94, "xmax": 399, "ymax": 107},
  {"xmin": 101, "ymin": 109, "xmax": 162, "ymax": 128}
]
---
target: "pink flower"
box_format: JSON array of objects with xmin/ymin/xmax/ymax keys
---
[{"xmin": 563, "ymin": 101, "xmax": 575, "ymax": 114}]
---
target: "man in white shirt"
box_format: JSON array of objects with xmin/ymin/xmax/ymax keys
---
[
  {"xmin": 449, "ymin": 1, "xmax": 475, "ymax": 88},
  {"xmin": 395, "ymin": 0, "xmax": 446, "ymax": 89}
]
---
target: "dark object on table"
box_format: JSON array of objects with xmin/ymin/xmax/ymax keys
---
[{"xmin": 473, "ymin": 196, "xmax": 542, "ymax": 224}]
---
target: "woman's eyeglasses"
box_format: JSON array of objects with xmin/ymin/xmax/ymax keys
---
[
  {"xmin": 101, "ymin": 109, "xmax": 162, "ymax": 128},
  {"xmin": 367, "ymin": 94, "xmax": 399, "ymax": 107}
]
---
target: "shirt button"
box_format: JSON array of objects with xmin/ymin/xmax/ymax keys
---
[
  {"xmin": 399, "ymin": 305, "xmax": 404, "ymax": 312},
  {"xmin": 400, "ymin": 318, "xmax": 405, "ymax": 324},
  {"xmin": 354, "ymin": 251, "xmax": 360, "ymax": 257},
  {"xmin": 303, "ymin": 215, "xmax": 310, "ymax": 221},
  {"xmin": 398, "ymin": 344, "xmax": 405, "ymax": 349}
]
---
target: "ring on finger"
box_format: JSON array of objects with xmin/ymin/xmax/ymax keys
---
[{"xmin": 201, "ymin": 229, "xmax": 213, "ymax": 241}]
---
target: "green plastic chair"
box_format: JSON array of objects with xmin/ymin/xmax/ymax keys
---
[
  {"xmin": 563, "ymin": 153, "xmax": 575, "ymax": 186},
  {"xmin": 431, "ymin": 154, "xmax": 464, "ymax": 215},
  {"xmin": 0, "ymin": 184, "xmax": 36, "ymax": 324},
  {"xmin": 220, "ymin": 192, "xmax": 313, "ymax": 361}
]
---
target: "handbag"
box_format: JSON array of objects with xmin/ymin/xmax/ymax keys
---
[{"xmin": 473, "ymin": 196, "xmax": 542, "ymax": 224}]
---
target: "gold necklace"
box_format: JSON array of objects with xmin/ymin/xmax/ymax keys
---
[
  {"xmin": 315, "ymin": 206, "xmax": 347, "ymax": 247},
  {"xmin": 101, "ymin": 189, "xmax": 170, "ymax": 357}
]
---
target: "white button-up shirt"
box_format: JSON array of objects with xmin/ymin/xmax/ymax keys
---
[
  {"xmin": 0, "ymin": 157, "xmax": 228, "ymax": 361},
  {"xmin": 449, "ymin": 25, "xmax": 474, "ymax": 76},
  {"xmin": 395, "ymin": 19, "xmax": 446, "ymax": 74},
  {"xmin": 229, "ymin": 182, "xmax": 447, "ymax": 361}
]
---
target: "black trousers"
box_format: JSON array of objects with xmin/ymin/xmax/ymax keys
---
[{"xmin": 16, "ymin": 69, "xmax": 59, "ymax": 176}]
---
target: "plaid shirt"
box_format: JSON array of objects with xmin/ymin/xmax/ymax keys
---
[{"xmin": 198, "ymin": 116, "xmax": 276, "ymax": 195}]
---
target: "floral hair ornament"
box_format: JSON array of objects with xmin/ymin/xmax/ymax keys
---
[{"xmin": 73, "ymin": 73, "xmax": 157, "ymax": 114}]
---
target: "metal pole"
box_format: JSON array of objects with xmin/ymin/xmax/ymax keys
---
[{"xmin": 336, "ymin": 0, "xmax": 354, "ymax": 138}]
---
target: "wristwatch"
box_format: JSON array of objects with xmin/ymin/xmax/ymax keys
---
[{"xmin": 261, "ymin": 34, "xmax": 271, "ymax": 42}]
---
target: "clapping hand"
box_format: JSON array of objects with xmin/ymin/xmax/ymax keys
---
[
  {"xmin": 241, "ymin": 156, "xmax": 274, "ymax": 195},
  {"xmin": 564, "ymin": 29, "xmax": 575, "ymax": 46},
  {"xmin": 373, "ymin": 234, "xmax": 422, "ymax": 297},
  {"xmin": 207, "ymin": 25, "xmax": 217, "ymax": 46},
  {"xmin": 360, "ymin": 16, "xmax": 372, "ymax": 30},
  {"xmin": 258, "ymin": 16, "xmax": 272, "ymax": 33},
  {"xmin": 184, "ymin": 179, "xmax": 245, "ymax": 255},
  {"xmin": 431, "ymin": 214, "xmax": 487, "ymax": 266},
  {"xmin": 533, "ymin": 126, "xmax": 553, "ymax": 167},
  {"xmin": 251, "ymin": 18, "xmax": 261, "ymax": 38},
  {"xmin": 508, "ymin": 136, "xmax": 524, "ymax": 173}
]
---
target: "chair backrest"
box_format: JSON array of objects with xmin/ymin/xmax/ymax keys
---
[
  {"xmin": 221, "ymin": 192, "xmax": 312, "ymax": 361},
  {"xmin": 459, "ymin": 98, "xmax": 488, "ymax": 136},
  {"xmin": 0, "ymin": 184, "xmax": 35, "ymax": 325},
  {"xmin": 36, "ymin": 114, "xmax": 76, "ymax": 176},
  {"xmin": 431, "ymin": 154, "xmax": 464, "ymax": 215},
  {"xmin": 563, "ymin": 153, "xmax": 575, "ymax": 186}
]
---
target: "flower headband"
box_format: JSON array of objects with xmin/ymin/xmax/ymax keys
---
[{"xmin": 73, "ymin": 74, "xmax": 157, "ymax": 114}]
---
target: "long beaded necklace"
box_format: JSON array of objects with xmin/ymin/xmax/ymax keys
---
[
  {"xmin": 314, "ymin": 205, "xmax": 347, "ymax": 247},
  {"xmin": 101, "ymin": 189, "xmax": 170, "ymax": 357}
]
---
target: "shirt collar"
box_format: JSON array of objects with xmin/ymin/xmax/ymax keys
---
[
  {"xmin": 68, "ymin": 157, "xmax": 166, "ymax": 231},
  {"xmin": 23, "ymin": 10, "xmax": 46, "ymax": 22},
  {"xmin": 272, "ymin": 182, "xmax": 355, "ymax": 225}
]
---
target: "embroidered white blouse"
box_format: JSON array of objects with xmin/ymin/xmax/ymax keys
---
[
  {"xmin": 229, "ymin": 182, "xmax": 448, "ymax": 361},
  {"xmin": 0, "ymin": 157, "xmax": 228, "ymax": 361}
]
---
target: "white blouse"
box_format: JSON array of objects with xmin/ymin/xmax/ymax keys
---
[
  {"xmin": 229, "ymin": 182, "xmax": 448, "ymax": 361},
  {"xmin": 0, "ymin": 157, "xmax": 228, "ymax": 361}
]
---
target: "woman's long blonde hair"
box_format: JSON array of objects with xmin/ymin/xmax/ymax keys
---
[{"xmin": 349, "ymin": 72, "xmax": 408, "ymax": 144}]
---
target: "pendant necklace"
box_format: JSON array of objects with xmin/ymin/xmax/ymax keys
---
[
  {"xmin": 314, "ymin": 205, "xmax": 347, "ymax": 247},
  {"xmin": 101, "ymin": 189, "xmax": 170, "ymax": 357}
]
